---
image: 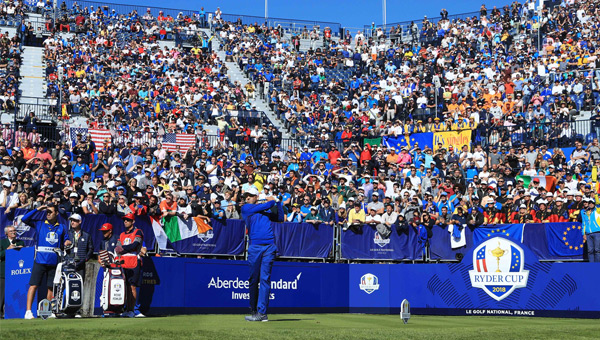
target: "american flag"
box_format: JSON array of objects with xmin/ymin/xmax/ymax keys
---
[
  {"xmin": 69, "ymin": 127, "xmax": 112, "ymax": 148},
  {"xmin": 162, "ymin": 133, "xmax": 196, "ymax": 152},
  {"xmin": 476, "ymin": 246, "xmax": 488, "ymax": 272}
]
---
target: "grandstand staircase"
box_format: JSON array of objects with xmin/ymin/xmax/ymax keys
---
[
  {"xmin": 206, "ymin": 29, "xmax": 291, "ymax": 139},
  {"xmin": 19, "ymin": 46, "xmax": 46, "ymax": 101}
]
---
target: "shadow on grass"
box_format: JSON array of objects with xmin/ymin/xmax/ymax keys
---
[{"xmin": 268, "ymin": 318, "xmax": 314, "ymax": 322}]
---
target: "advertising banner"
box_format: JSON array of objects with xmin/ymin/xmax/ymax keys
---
[
  {"xmin": 387, "ymin": 236, "xmax": 600, "ymax": 317},
  {"xmin": 4, "ymin": 247, "xmax": 37, "ymax": 319},
  {"xmin": 94, "ymin": 258, "xmax": 349, "ymax": 315}
]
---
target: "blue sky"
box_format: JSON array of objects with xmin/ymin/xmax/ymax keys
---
[{"xmin": 113, "ymin": 0, "xmax": 516, "ymax": 28}]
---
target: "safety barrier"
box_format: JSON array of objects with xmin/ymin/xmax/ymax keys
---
[
  {"xmin": 5, "ymin": 246, "xmax": 599, "ymax": 319},
  {"xmin": 57, "ymin": 0, "xmax": 341, "ymax": 34},
  {"xmin": 0, "ymin": 207, "xmax": 586, "ymax": 262}
]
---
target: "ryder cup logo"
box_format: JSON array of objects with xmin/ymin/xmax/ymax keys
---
[
  {"xmin": 71, "ymin": 290, "xmax": 80, "ymax": 302},
  {"xmin": 14, "ymin": 215, "xmax": 30, "ymax": 236},
  {"xmin": 359, "ymin": 273, "xmax": 380, "ymax": 294},
  {"xmin": 469, "ymin": 237, "xmax": 529, "ymax": 301},
  {"xmin": 373, "ymin": 232, "xmax": 390, "ymax": 247},
  {"xmin": 197, "ymin": 229, "xmax": 214, "ymax": 243},
  {"xmin": 45, "ymin": 232, "xmax": 58, "ymax": 245}
]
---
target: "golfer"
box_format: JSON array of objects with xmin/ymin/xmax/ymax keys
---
[{"xmin": 241, "ymin": 187, "xmax": 278, "ymax": 322}]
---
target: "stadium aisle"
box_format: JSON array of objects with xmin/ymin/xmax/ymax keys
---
[{"xmin": 19, "ymin": 45, "xmax": 45, "ymax": 101}]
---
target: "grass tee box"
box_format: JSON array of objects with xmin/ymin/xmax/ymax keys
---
[{"xmin": 2, "ymin": 314, "xmax": 600, "ymax": 340}]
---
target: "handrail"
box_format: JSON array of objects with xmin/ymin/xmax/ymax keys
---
[
  {"xmin": 364, "ymin": 10, "xmax": 481, "ymax": 37},
  {"xmin": 59, "ymin": 0, "xmax": 341, "ymax": 33}
]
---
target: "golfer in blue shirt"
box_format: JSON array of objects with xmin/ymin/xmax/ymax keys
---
[{"xmin": 241, "ymin": 187, "xmax": 277, "ymax": 322}]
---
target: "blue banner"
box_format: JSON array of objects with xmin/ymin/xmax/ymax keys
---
[
  {"xmin": 383, "ymin": 132, "xmax": 434, "ymax": 151},
  {"xmin": 545, "ymin": 222, "xmax": 585, "ymax": 257},
  {"xmin": 169, "ymin": 219, "xmax": 245, "ymax": 255},
  {"xmin": 1, "ymin": 208, "xmax": 67, "ymax": 247},
  {"xmin": 0, "ymin": 208, "xmax": 156, "ymax": 252},
  {"xmin": 341, "ymin": 225, "xmax": 419, "ymax": 260},
  {"xmin": 473, "ymin": 224, "xmax": 524, "ymax": 245},
  {"xmin": 273, "ymin": 223, "xmax": 333, "ymax": 258},
  {"xmin": 387, "ymin": 238, "xmax": 600, "ymax": 317},
  {"xmin": 95, "ymin": 258, "xmax": 350, "ymax": 315},
  {"xmin": 4, "ymin": 247, "xmax": 37, "ymax": 319},
  {"xmin": 429, "ymin": 225, "xmax": 475, "ymax": 260},
  {"xmin": 79, "ymin": 214, "xmax": 157, "ymax": 253}
]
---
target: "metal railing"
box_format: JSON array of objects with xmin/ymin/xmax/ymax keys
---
[
  {"xmin": 17, "ymin": 102, "xmax": 56, "ymax": 120},
  {"xmin": 2, "ymin": 122, "xmax": 61, "ymax": 148},
  {"xmin": 56, "ymin": 0, "xmax": 341, "ymax": 34},
  {"xmin": 62, "ymin": 0, "xmax": 196, "ymax": 20},
  {"xmin": 364, "ymin": 10, "xmax": 480, "ymax": 38}
]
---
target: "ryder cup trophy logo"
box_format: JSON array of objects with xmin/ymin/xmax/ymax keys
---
[
  {"xmin": 197, "ymin": 229, "xmax": 214, "ymax": 243},
  {"xmin": 14, "ymin": 214, "xmax": 30, "ymax": 237},
  {"xmin": 469, "ymin": 237, "xmax": 529, "ymax": 301},
  {"xmin": 359, "ymin": 273, "xmax": 380, "ymax": 294},
  {"xmin": 374, "ymin": 232, "xmax": 390, "ymax": 247}
]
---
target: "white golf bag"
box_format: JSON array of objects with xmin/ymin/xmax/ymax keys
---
[
  {"xmin": 52, "ymin": 248, "xmax": 83, "ymax": 316},
  {"xmin": 99, "ymin": 251, "xmax": 127, "ymax": 314}
]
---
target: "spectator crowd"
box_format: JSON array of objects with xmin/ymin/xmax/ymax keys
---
[{"xmin": 1, "ymin": 0, "xmax": 600, "ymax": 257}]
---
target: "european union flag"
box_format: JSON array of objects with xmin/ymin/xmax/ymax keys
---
[
  {"xmin": 509, "ymin": 245, "xmax": 521, "ymax": 272},
  {"xmin": 383, "ymin": 132, "xmax": 433, "ymax": 152},
  {"xmin": 473, "ymin": 224, "xmax": 524, "ymax": 245},
  {"xmin": 545, "ymin": 223, "xmax": 584, "ymax": 257}
]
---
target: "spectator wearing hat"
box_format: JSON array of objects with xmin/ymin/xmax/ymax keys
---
[
  {"xmin": 130, "ymin": 192, "xmax": 148, "ymax": 216},
  {"xmin": 317, "ymin": 199, "xmax": 335, "ymax": 225},
  {"xmin": 533, "ymin": 200, "xmax": 552, "ymax": 223},
  {"xmin": 287, "ymin": 204, "xmax": 303, "ymax": 223},
  {"xmin": 510, "ymin": 204, "xmax": 536, "ymax": 224},
  {"xmin": 116, "ymin": 194, "xmax": 133, "ymax": 217},
  {"xmin": 483, "ymin": 193, "xmax": 505, "ymax": 224},
  {"xmin": 98, "ymin": 188, "xmax": 117, "ymax": 215},
  {"xmin": 304, "ymin": 206, "xmax": 323, "ymax": 225},
  {"xmin": 366, "ymin": 192, "xmax": 384, "ymax": 214},
  {"xmin": 549, "ymin": 198, "xmax": 569, "ymax": 223},
  {"xmin": 0, "ymin": 181, "xmax": 17, "ymax": 210},
  {"xmin": 59, "ymin": 192, "xmax": 84, "ymax": 215},
  {"xmin": 467, "ymin": 196, "xmax": 484, "ymax": 228}
]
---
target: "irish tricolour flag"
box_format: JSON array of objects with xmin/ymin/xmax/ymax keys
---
[
  {"xmin": 516, "ymin": 175, "xmax": 558, "ymax": 192},
  {"xmin": 155, "ymin": 216, "xmax": 213, "ymax": 250}
]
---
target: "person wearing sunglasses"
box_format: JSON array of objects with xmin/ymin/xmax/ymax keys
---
[{"xmin": 21, "ymin": 204, "xmax": 71, "ymax": 319}]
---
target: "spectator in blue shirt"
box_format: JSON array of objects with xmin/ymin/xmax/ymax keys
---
[{"xmin": 71, "ymin": 155, "xmax": 90, "ymax": 179}]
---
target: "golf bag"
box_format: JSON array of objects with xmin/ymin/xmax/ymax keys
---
[
  {"xmin": 52, "ymin": 247, "xmax": 83, "ymax": 316},
  {"xmin": 99, "ymin": 250, "xmax": 127, "ymax": 313}
]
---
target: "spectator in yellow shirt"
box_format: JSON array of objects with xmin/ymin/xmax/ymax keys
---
[{"xmin": 346, "ymin": 202, "xmax": 365, "ymax": 231}]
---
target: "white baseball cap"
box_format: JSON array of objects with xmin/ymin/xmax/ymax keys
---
[
  {"xmin": 246, "ymin": 187, "xmax": 259, "ymax": 196},
  {"xmin": 69, "ymin": 213, "xmax": 82, "ymax": 221}
]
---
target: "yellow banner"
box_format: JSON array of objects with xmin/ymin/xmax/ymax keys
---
[{"xmin": 433, "ymin": 130, "xmax": 472, "ymax": 151}]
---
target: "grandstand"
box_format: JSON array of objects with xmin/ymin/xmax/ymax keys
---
[{"xmin": 1, "ymin": 0, "xmax": 600, "ymax": 322}]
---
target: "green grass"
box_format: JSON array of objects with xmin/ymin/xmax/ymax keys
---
[{"xmin": 1, "ymin": 314, "xmax": 599, "ymax": 340}]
